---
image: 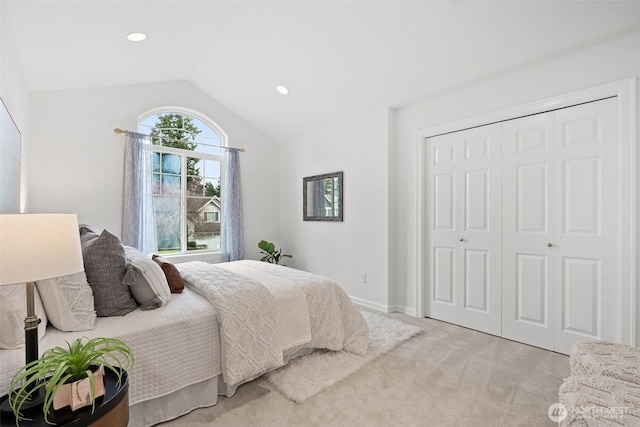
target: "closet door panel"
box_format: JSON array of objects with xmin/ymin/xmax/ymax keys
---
[
  {"xmin": 502, "ymin": 113, "xmax": 555, "ymax": 349},
  {"xmin": 434, "ymin": 173, "xmax": 456, "ymax": 230},
  {"xmin": 562, "ymin": 158, "xmax": 600, "ymax": 234},
  {"xmin": 458, "ymin": 126, "xmax": 501, "ymax": 336},
  {"xmin": 553, "ymin": 98, "xmax": 619, "ymax": 354},
  {"xmin": 428, "ymin": 133, "xmax": 460, "ymax": 324},
  {"xmin": 464, "ymin": 249, "xmax": 489, "ymax": 312},
  {"xmin": 515, "ymin": 253, "xmax": 548, "ymax": 325},
  {"xmin": 517, "ymin": 163, "xmax": 548, "ymax": 233},
  {"xmin": 561, "ymin": 257, "xmax": 599, "ymax": 337},
  {"xmin": 465, "ymin": 169, "xmax": 489, "ymax": 231},
  {"xmin": 434, "ymin": 247, "xmax": 456, "ymax": 305}
]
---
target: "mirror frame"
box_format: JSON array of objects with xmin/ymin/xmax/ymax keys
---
[{"xmin": 303, "ymin": 171, "xmax": 343, "ymax": 222}]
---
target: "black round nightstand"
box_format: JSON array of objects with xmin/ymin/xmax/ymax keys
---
[{"xmin": 0, "ymin": 368, "xmax": 129, "ymax": 427}]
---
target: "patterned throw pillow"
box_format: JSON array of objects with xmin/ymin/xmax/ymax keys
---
[
  {"xmin": 0, "ymin": 284, "xmax": 48, "ymax": 349},
  {"xmin": 36, "ymin": 271, "xmax": 96, "ymax": 331}
]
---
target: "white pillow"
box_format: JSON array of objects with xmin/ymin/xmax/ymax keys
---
[
  {"xmin": 123, "ymin": 246, "xmax": 171, "ymax": 310},
  {"xmin": 36, "ymin": 271, "xmax": 96, "ymax": 332},
  {"xmin": 0, "ymin": 284, "xmax": 48, "ymax": 349}
]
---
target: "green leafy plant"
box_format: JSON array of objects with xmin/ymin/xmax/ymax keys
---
[
  {"xmin": 9, "ymin": 337, "xmax": 134, "ymax": 425},
  {"xmin": 258, "ymin": 240, "xmax": 292, "ymax": 265}
]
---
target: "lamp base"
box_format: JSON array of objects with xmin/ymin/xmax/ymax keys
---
[{"xmin": 0, "ymin": 387, "xmax": 45, "ymax": 414}]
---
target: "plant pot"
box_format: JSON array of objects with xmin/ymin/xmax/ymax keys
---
[{"xmin": 51, "ymin": 365, "xmax": 105, "ymax": 412}]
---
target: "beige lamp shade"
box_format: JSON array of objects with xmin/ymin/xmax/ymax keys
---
[{"xmin": 0, "ymin": 213, "xmax": 84, "ymax": 286}]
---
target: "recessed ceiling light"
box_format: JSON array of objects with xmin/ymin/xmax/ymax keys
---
[
  {"xmin": 127, "ymin": 32, "xmax": 146, "ymax": 42},
  {"xmin": 276, "ymin": 85, "xmax": 289, "ymax": 95}
]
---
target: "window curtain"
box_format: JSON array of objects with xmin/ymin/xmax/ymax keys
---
[
  {"xmin": 222, "ymin": 148, "xmax": 244, "ymax": 261},
  {"xmin": 122, "ymin": 131, "xmax": 157, "ymax": 255}
]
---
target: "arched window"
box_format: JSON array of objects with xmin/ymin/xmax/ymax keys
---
[{"xmin": 138, "ymin": 109, "xmax": 226, "ymax": 254}]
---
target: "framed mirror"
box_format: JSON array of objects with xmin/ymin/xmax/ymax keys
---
[{"xmin": 303, "ymin": 171, "xmax": 343, "ymax": 221}]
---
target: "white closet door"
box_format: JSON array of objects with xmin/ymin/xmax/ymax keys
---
[
  {"xmin": 457, "ymin": 126, "xmax": 502, "ymax": 336},
  {"xmin": 502, "ymin": 98, "xmax": 620, "ymax": 353},
  {"xmin": 502, "ymin": 112, "xmax": 555, "ymax": 349},
  {"xmin": 424, "ymin": 89, "xmax": 632, "ymax": 354},
  {"xmin": 428, "ymin": 132, "xmax": 460, "ymax": 325},
  {"xmin": 427, "ymin": 126, "xmax": 502, "ymax": 336},
  {"xmin": 552, "ymin": 97, "xmax": 619, "ymax": 354}
]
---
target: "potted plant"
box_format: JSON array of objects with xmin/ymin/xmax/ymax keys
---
[
  {"xmin": 258, "ymin": 240, "xmax": 292, "ymax": 265},
  {"xmin": 8, "ymin": 337, "xmax": 134, "ymax": 425}
]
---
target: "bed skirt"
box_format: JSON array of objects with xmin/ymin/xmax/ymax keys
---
[
  {"xmin": 129, "ymin": 376, "xmax": 220, "ymax": 427},
  {"xmin": 130, "ymin": 346, "xmax": 318, "ymax": 426}
]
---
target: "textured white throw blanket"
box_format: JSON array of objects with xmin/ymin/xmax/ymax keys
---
[
  {"xmin": 177, "ymin": 260, "xmax": 369, "ymax": 388},
  {"xmin": 221, "ymin": 261, "xmax": 311, "ymax": 351}
]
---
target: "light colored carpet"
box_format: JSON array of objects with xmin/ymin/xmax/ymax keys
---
[
  {"xmin": 161, "ymin": 311, "xmax": 569, "ymax": 427},
  {"xmin": 265, "ymin": 310, "xmax": 422, "ymax": 403}
]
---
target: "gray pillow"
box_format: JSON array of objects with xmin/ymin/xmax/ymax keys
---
[
  {"xmin": 79, "ymin": 224, "xmax": 101, "ymax": 236},
  {"xmin": 82, "ymin": 230, "xmax": 137, "ymax": 317},
  {"xmin": 79, "ymin": 225, "xmax": 100, "ymax": 247},
  {"xmin": 123, "ymin": 246, "xmax": 171, "ymax": 310}
]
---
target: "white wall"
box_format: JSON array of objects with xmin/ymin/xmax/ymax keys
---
[
  {"xmin": 1, "ymin": 1, "xmax": 30, "ymax": 210},
  {"xmin": 391, "ymin": 30, "xmax": 640, "ymax": 341},
  {"xmin": 26, "ymin": 81, "xmax": 280, "ymax": 262},
  {"xmin": 279, "ymin": 109, "xmax": 391, "ymax": 311}
]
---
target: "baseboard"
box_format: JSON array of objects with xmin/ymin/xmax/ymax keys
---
[
  {"xmin": 388, "ymin": 305, "xmax": 417, "ymax": 317},
  {"xmin": 349, "ymin": 296, "xmax": 390, "ymax": 313},
  {"xmin": 349, "ymin": 297, "xmax": 418, "ymax": 318}
]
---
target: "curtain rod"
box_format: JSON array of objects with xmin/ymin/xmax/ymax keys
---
[{"xmin": 113, "ymin": 128, "xmax": 245, "ymax": 152}]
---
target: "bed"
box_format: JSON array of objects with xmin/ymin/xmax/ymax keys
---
[{"xmin": 0, "ymin": 259, "xmax": 368, "ymax": 426}]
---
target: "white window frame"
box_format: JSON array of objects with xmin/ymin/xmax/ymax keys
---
[
  {"xmin": 139, "ymin": 107, "xmax": 228, "ymax": 256},
  {"xmin": 205, "ymin": 211, "xmax": 219, "ymax": 223}
]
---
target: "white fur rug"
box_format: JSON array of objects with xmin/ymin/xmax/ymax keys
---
[{"xmin": 264, "ymin": 310, "xmax": 422, "ymax": 403}]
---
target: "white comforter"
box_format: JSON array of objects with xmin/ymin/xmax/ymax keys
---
[{"xmin": 177, "ymin": 260, "xmax": 369, "ymax": 387}]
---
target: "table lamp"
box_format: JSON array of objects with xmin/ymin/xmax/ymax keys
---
[{"xmin": 0, "ymin": 213, "xmax": 84, "ymax": 411}]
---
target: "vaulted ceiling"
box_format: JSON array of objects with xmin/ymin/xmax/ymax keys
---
[{"xmin": 4, "ymin": 1, "xmax": 640, "ymax": 143}]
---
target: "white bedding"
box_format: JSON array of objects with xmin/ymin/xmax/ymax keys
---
[
  {"xmin": 221, "ymin": 261, "xmax": 311, "ymax": 351},
  {"xmin": 0, "ymin": 287, "xmax": 220, "ymax": 405},
  {"xmin": 177, "ymin": 260, "xmax": 369, "ymax": 388}
]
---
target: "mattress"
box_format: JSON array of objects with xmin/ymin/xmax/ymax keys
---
[{"xmin": 0, "ymin": 287, "xmax": 221, "ymax": 405}]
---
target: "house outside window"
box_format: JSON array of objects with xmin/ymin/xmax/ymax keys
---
[{"xmin": 138, "ymin": 109, "xmax": 226, "ymax": 254}]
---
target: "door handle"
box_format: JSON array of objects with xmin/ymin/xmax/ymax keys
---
[
  {"xmin": 547, "ymin": 243, "xmax": 553, "ymax": 247},
  {"xmin": 459, "ymin": 238, "xmax": 464, "ymax": 242}
]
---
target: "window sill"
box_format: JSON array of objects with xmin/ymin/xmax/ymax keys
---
[{"xmin": 163, "ymin": 251, "xmax": 224, "ymax": 265}]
